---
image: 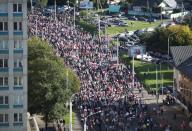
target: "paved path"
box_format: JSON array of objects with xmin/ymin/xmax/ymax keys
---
[
  {"xmin": 133, "ymin": 87, "xmax": 192, "ymax": 131},
  {"xmin": 72, "ymin": 113, "xmax": 83, "ymax": 131}
]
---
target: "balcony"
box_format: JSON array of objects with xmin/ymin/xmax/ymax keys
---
[
  {"xmin": 0, "ymin": 13, "xmax": 8, "ymax": 17},
  {"xmin": 0, "ymin": 49, "xmax": 9, "ymax": 54},
  {"xmin": 13, "ymin": 12, "xmax": 23, "ymax": 17},
  {"xmin": 13, "ymin": 86, "xmax": 23, "ymax": 90},
  {"xmin": 0, "ymin": 105, "xmax": 9, "ymax": 109},
  {"xmin": 0, "ymin": 86, "xmax": 9, "ymax": 91},
  {"xmin": 0, "ymin": 32, "xmax": 8, "ymax": 36},
  {"xmin": 13, "ymin": 122, "xmax": 23, "ymax": 126},
  {"xmin": 14, "ymin": 49, "xmax": 23, "ymax": 54},
  {"xmin": 0, "ymin": 67, "xmax": 9, "ymax": 72},
  {"xmin": 0, "ymin": 123, "xmax": 9, "ymax": 127},
  {"xmin": 13, "ymin": 31, "xmax": 23, "ymax": 36},
  {"xmin": 13, "ymin": 67, "xmax": 23, "ymax": 72},
  {"xmin": 13, "ymin": 105, "xmax": 23, "ymax": 108}
]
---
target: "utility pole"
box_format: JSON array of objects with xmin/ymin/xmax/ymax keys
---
[
  {"xmin": 54, "ymin": 0, "xmax": 57, "ymax": 21},
  {"xmin": 117, "ymin": 38, "xmax": 119, "ymax": 65},
  {"xmin": 30, "ymin": 0, "xmax": 33, "ymax": 14},
  {"xmin": 98, "ymin": 15, "xmax": 100, "ymax": 40},
  {"xmin": 132, "ymin": 46, "xmax": 135, "ymax": 91},
  {"xmin": 156, "ymin": 64, "xmax": 158, "ymax": 104}
]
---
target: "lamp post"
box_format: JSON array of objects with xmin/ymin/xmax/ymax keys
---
[
  {"xmin": 84, "ymin": 111, "xmax": 102, "ymax": 131},
  {"xmin": 67, "ymin": 0, "xmax": 78, "ymax": 28},
  {"xmin": 132, "ymin": 44, "xmax": 135, "ymax": 91},
  {"xmin": 168, "ymin": 32, "xmax": 177, "ymax": 57},
  {"xmin": 117, "ymin": 38, "xmax": 119, "ymax": 65},
  {"xmin": 30, "ymin": 0, "xmax": 33, "ymax": 14},
  {"xmin": 69, "ymin": 93, "xmax": 79, "ymax": 131},
  {"xmin": 156, "ymin": 63, "xmax": 158, "ymax": 104}
]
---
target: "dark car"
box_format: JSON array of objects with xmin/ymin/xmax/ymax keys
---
[
  {"xmin": 166, "ymin": 86, "xmax": 173, "ymax": 93},
  {"xmin": 147, "ymin": 18, "xmax": 157, "ymax": 22},
  {"xmin": 159, "ymin": 87, "xmax": 170, "ymax": 94},
  {"xmin": 128, "ymin": 16, "xmax": 138, "ymax": 21},
  {"xmin": 138, "ymin": 17, "xmax": 147, "ymax": 21}
]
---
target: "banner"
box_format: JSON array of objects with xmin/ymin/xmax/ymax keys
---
[
  {"xmin": 109, "ymin": 4, "xmax": 120, "ymax": 13},
  {"xmin": 129, "ymin": 46, "xmax": 146, "ymax": 57},
  {"xmin": 79, "ymin": 1, "xmax": 93, "ymax": 9}
]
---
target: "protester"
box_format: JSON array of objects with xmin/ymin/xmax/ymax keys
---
[{"xmin": 28, "ymin": 7, "xmax": 172, "ymax": 131}]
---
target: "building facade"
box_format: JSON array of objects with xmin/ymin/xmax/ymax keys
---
[
  {"xmin": 171, "ymin": 46, "xmax": 192, "ymax": 115},
  {"xmin": 0, "ymin": 0, "xmax": 27, "ymax": 131}
]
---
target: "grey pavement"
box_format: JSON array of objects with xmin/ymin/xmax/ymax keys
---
[{"xmin": 133, "ymin": 87, "xmax": 192, "ymax": 131}]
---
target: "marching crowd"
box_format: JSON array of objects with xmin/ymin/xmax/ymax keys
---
[{"xmin": 28, "ymin": 7, "xmax": 186, "ymax": 131}]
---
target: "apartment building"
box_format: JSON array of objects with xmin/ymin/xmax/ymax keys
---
[{"xmin": 0, "ymin": 0, "xmax": 27, "ymax": 131}]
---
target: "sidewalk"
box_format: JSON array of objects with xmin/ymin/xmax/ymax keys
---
[{"xmin": 133, "ymin": 87, "xmax": 192, "ymax": 131}]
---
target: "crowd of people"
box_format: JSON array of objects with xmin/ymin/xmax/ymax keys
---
[{"xmin": 28, "ymin": 7, "xmax": 186, "ymax": 131}]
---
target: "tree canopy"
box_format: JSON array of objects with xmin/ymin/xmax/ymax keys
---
[
  {"xmin": 28, "ymin": 37, "xmax": 80, "ymax": 128},
  {"xmin": 141, "ymin": 25, "xmax": 192, "ymax": 53}
]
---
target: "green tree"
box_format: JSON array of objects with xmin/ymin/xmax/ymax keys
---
[
  {"xmin": 28, "ymin": 37, "xmax": 80, "ymax": 129},
  {"xmin": 141, "ymin": 25, "xmax": 192, "ymax": 53},
  {"xmin": 37, "ymin": 0, "xmax": 48, "ymax": 7}
]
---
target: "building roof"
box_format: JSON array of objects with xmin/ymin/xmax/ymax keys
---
[
  {"xmin": 132, "ymin": 0, "xmax": 177, "ymax": 8},
  {"xmin": 178, "ymin": 56, "xmax": 192, "ymax": 78},
  {"xmin": 170, "ymin": 46, "xmax": 192, "ymax": 66},
  {"xmin": 163, "ymin": 0, "xmax": 177, "ymax": 8},
  {"xmin": 170, "ymin": 46, "xmax": 192, "ymax": 79}
]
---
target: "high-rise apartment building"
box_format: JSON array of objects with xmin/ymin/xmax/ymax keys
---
[{"xmin": 0, "ymin": 0, "xmax": 27, "ymax": 131}]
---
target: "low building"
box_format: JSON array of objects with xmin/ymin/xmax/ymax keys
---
[
  {"xmin": 128, "ymin": 0, "xmax": 178, "ymax": 18},
  {"xmin": 170, "ymin": 46, "xmax": 192, "ymax": 114}
]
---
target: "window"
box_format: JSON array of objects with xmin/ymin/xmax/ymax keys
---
[
  {"xmin": 0, "ymin": 22, "xmax": 3, "ymax": 31},
  {"xmin": 19, "ymin": 22, "xmax": 22, "ymax": 30},
  {"xmin": 14, "ymin": 113, "xmax": 22, "ymax": 122},
  {"xmin": 13, "ymin": 4, "xmax": 22, "ymax": 12},
  {"xmin": 5, "ymin": 96, "xmax": 8, "ymax": 104},
  {"xmin": 0, "ymin": 96, "xmax": 8, "ymax": 105},
  {"xmin": 5, "ymin": 114, "xmax": 8, "ymax": 122},
  {"xmin": 13, "ymin": 4, "xmax": 17, "ymax": 12},
  {"xmin": 13, "ymin": 22, "xmax": 22, "ymax": 31},
  {"xmin": 4, "ymin": 22, "xmax": 8, "ymax": 31},
  {"xmin": 14, "ymin": 22, "xmax": 17, "ymax": 30},
  {"xmin": 14, "ymin": 40, "xmax": 22, "ymax": 49},
  {"xmin": 18, "ymin": 4, "xmax": 22, "ymax": 12},
  {"xmin": 0, "ymin": 96, "xmax": 3, "ymax": 104},
  {"xmin": 0, "ymin": 77, "xmax": 8, "ymax": 86},
  {"xmin": 14, "ymin": 95, "xmax": 23, "ymax": 105},
  {"xmin": 0, "ymin": 59, "xmax": 8, "ymax": 67},
  {"xmin": 14, "ymin": 59, "xmax": 23, "ymax": 68},
  {"xmin": 0, "ymin": 114, "xmax": 3, "ymax": 122},
  {"xmin": 14, "ymin": 77, "xmax": 22, "ymax": 86},
  {"xmin": 0, "ymin": 22, "xmax": 8, "ymax": 31},
  {"xmin": 0, "ymin": 114, "xmax": 8, "ymax": 123},
  {"xmin": 0, "ymin": 40, "xmax": 9, "ymax": 49}
]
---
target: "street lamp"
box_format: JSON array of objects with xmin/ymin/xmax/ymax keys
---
[
  {"xmin": 167, "ymin": 32, "xmax": 177, "ymax": 57},
  {"xmin": 67, "ymin": 0, "xmax": 78, "ymax": 28},
  {"xmin": 156, "ymin": 63, "xmax": 159, "ymax": 104},
  {"xmin": 84, "ymin": 110, "xmax": 102, "ymax": 131},
  {"xmin": 69, "ymin": 93, "xmax": 79, "ymax": 131},
  {"xmin": 116, "ymin": 38, "xmax": 119, "ymax": 65}
]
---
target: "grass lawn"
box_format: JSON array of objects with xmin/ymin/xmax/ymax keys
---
[
  {"xmin": 126, "ymin": 58, "xmax": 173, "ymax": 92},
  {"xmin": 64, "ymin": 111, "xmax": 75, "ymax": 125},
  {"xmin": 106, "ymin": 20, "xmax": 163, "ymax": 36}
]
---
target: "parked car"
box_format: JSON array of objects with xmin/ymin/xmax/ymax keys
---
[
  {"xmin": 147, "ymin": 18, "xmax": 157, "ymax": 22},
  {"xmin": 166, "ymin": 86, "xmax": 173, "ymax": 93},
  {"xmin": 159, "ymin": 87, "xmax": 170, "ymax": 94},
  {"xmin": 128, "ymin": 16, "xmax": 138, "ymax": 21},
  {"xmin": 138, "ymin": 17, "xmax": 147, "ymax": 21}
]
